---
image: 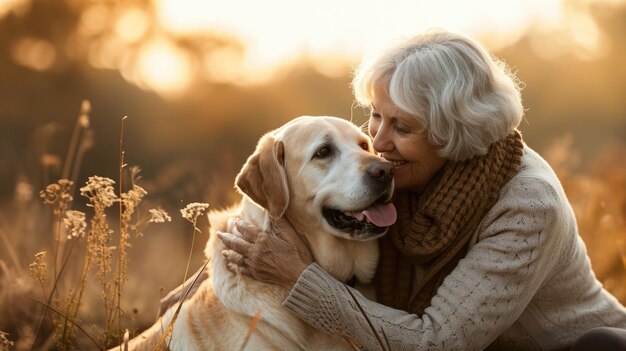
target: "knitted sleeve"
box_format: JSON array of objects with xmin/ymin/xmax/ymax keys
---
[{"xmin": 282, "ymin": 176, "xmax": 565, "ymax": 351}]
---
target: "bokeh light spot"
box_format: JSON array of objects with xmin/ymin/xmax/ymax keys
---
[
  {"xmin": 136, "ymin": 39, "xmax": 191, "ymax": 97},
  {"xmin": 11, "ymin": 37, "xmax": 56, "ymax": 71},
  {"xmin": 115, "ymin": 7, "xmax": 149, "ymax": 43},
  {"xmin": 77, "ymin": 3, "xmax": 109, "ymax": 37}
]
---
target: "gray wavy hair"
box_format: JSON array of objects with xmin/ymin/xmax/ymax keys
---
[{"xmin": 352, "ymin": 29, "xmax": 524, "ymax": 161}]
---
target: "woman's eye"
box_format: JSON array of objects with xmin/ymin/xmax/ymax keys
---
[
  {"xmin": 395, "ymin": 126, "xmax": 410, "ymax": 135},
  {"xmin": 315, "ymin": 146, "xmax": 332, "ymax": 158},
  {"xmin": 370, "ymin": 112, "xmax": 381, "ymax": 119}
]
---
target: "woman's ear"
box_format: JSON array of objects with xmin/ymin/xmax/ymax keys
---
[{"xmin": 235, "ymin": 134, "xmax": 288, "ymax": 220}]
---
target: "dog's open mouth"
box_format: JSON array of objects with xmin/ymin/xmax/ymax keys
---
[{"xmin": 322, "ymin": 197, "xmax": 397, "ymax": 237}]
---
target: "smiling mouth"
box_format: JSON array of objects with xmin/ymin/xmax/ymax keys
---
[
  {"xmin": 388, "ymin": 159, "xmax": 408, "ymax": 168},
  {"xmin": 322, "ymin": 194, "xmax": 397, "ymax": 239}
]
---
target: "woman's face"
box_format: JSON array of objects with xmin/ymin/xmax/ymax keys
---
[{"xmin": 368, "ymin": 88, "xmax": 445, "ymax": 193}]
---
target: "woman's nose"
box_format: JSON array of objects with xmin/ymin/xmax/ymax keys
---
[{"xmin": 372, "ymin": 127, "xmax": 392, "ymax": 153}]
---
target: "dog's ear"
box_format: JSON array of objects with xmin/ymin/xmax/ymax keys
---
[{"xmin": 235, "ymin": 134, "xmax": 288, "ymax": 220}]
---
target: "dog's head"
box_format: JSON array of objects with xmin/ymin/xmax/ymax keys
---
[{"xmin": 236, "ymin": 116, "xmax": 396, "ymax": 241}]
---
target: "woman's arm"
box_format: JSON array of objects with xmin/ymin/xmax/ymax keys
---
[
  {"xmin": 282, "ymin": 177, "xmax": 563, "ymax": 351},
  {"xmin": 219, "ymin": 177, "xmax": 564, "ymax": 350}
]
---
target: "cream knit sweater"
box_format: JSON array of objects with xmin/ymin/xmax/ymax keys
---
[{"xmin": 283, "ymin": 146, "xmax": 626, "ymax": 350}]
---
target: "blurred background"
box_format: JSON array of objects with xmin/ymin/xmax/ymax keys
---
[{"xmin": 0, "ymin": 0, "xmax": 625, "ymax": 349}]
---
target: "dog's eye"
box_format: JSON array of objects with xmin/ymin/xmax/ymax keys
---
[
  {"xmin": 359, "ymin": 141, "xmax": 369, "ymax": 151},
  {"xmin": 315, "ymin": 145, "xmax": 332, "ymax": 158}
]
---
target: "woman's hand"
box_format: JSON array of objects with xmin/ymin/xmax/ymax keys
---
[{"xmin": 217, "ymin": 218, "xmax": 313, "ymax": 290}]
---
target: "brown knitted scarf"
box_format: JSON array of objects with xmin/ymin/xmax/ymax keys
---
[{"xmin": 374, "ymin": 130, "xmax": 524, "ymax": 315}]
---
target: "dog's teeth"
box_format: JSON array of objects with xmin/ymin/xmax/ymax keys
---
[{"xmin": 341, "ymin": 210, "xmax": 367, "ymax": 221}]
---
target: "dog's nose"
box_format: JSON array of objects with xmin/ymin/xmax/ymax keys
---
[{"xmin": 367, "ymin": 161, "xmax": 394, "ymax": 183}]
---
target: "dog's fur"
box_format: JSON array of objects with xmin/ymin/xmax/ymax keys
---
[{"xmin": 121, "ymin": 116, "xmax": 394, "ymax": 351}]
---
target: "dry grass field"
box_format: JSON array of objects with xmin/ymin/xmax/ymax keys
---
[{"xmin": 0, "ymin": 106, "xmax": 219, "ymax": 350}]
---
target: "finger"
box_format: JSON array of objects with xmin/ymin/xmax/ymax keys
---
[
  {"xmin": 221, "ymin": 249, "xmax": 245, "ymax": 265},
  {"xmin": 276, "ymin": 217, "xmax": 296, "ymax": 233},
  {"xmin": 238, "ymin": 266, "xmax": 251, "ymax": 277},
  {"xmin": 276, "ymin": 218, "xmax": 312, "ymax": 257},
  {"xmin": 277, "ymin": 218, "xmax": 303, "ymax": 241},
  {"xmin": 234, "ymin": 219, "xmax": 261, "ymax": 243},
  {"xmin": 226, "ymin": 216, "xmax": 240, "ymax": 232},
  {"xmin": 227, "ymin": 262, "xmax": 251, "ymax": 277},
  {"xmin": 225, "ymin": 262, "xmax": 237, "ymax": 275},
  {"xmin": 217, "ymin": 231, "xmax": 252, "ymax": 256}
]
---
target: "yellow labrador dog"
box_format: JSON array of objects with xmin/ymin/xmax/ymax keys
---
[{"xmin": 122, "ymin": 116, "xmax": 396, "ymax": 350}]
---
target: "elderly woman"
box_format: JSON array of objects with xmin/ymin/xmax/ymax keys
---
[{"xmin": 218, "ymin": 29, "xmax": 626, "ymax": 350}]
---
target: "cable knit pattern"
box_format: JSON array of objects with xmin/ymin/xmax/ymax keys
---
[
  {"xmin": 376, "ymin": 131, "xmax": 524, "ymax": 315},
  {"xmin": 282, "ymin": 146, "xmax": 626, "ymax": 351}
]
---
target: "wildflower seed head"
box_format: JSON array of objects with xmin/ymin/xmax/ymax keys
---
[
  {"xmin": 64, "ymin": 210, "xmax": 87, "ymax": 239},
  {"xmin": 0, "ymin": 331, "xmax": 14, "ymax": 351},
  {"xmin": 40, "ymin": 179, "xmax": 73, "ymax": 216},
  {"xmin": 180, "ymin": 202, "xmax": 210, "ymax": 223},
  {"xmin": 121, "ymin": 184, "xmax": 147, "ymax": 209},
  {"xmin": 29, "ymin": 251, "xmax": 47, "ymax": 283},
  {"xmin": 80, "ymin": 176, "xmax": 117, "ymax": 208},
  {"xmin": 149, "ymin": 208, "xmax": 172, "ymax": 223}
]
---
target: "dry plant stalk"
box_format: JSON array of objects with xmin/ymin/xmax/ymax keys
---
[
  {"xmin": 35, "ymin": 179, "xmax": 75, "ymax": 348},
  {"xmin": 28, "ymin": 105, "xmax": 172, "ymax": 349},
  {"xmin": 155, "ymin": 204, "xmax": 210, "ymax": 350},
  {"xmin": 116, "ymin": 115, "xmax": 127, "ymax": 343},
  {"xmin": 80, "ymin": 175, "xmax": 118, "ymax": 343},
  {"xmin": 63, "ymin": 172, "xmax": 165, "ymax": 347},
  {"xmin": 180, "ymin": 203, "xmax": 210, "ymax": 284},
  {"xmin": 39, "ymin": 179, "xmax": 73, "ymax": 280},
  {"xmin": 155, "ymin": 258, "xmax": 211, "ymax": 351},
  {"xmin": 62, "ymin": 100, "xmax": 91, "ymax": 181},
  {"xmin": 29, "ymin": 251, "xmax": 48, "ymax": 298},
  {"xmin": 30, "ymin": 297, "xmax": 105, "ymax": 350}
]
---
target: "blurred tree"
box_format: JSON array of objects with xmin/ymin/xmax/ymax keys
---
[
  {"xmin": 498, "ymin": 4, "xmax": 626, "ymax": 164},
  {"xmin": 0, "ymin": 0, "xmax": 624, "ymax": 207}
]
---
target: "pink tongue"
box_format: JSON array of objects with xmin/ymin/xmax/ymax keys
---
[{"xmin": 362, "ymin": 202, "xmax": 397, "ymax": 227}]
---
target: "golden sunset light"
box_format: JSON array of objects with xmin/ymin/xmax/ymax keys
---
[
  {"xmin": 2, "ymin": 0, "xmax": 626, "ymax": 349},
  {"xmin": 135, "ymin": 38, "xmax": 192, "ymax": 96},
  {"xmin": 150, "ymin": 0, "xmax": 622, "ymax": 88},
  {"xmin": 1, "ymin": 0, "xmax": 624, "ymax": 95}
]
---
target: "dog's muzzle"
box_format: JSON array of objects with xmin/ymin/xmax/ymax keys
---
[{"xmin": 322, "ymin": 159, "xmax": 396, "ymax": 240}]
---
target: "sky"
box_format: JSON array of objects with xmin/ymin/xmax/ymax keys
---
[
  {"xmin": 153, "ymin": 0, "xmax": 612, "ymax": 81},
  {"xmin": 156, "ymin": 0, "xmax": 562, "ymax": 55},
  {"xmin": 66, "ymin": 0, "xmax": 622, "ymax": 96},
  {"xmin": 2, "ymin": 0, "xmax": 623, "ymax": 95}
]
